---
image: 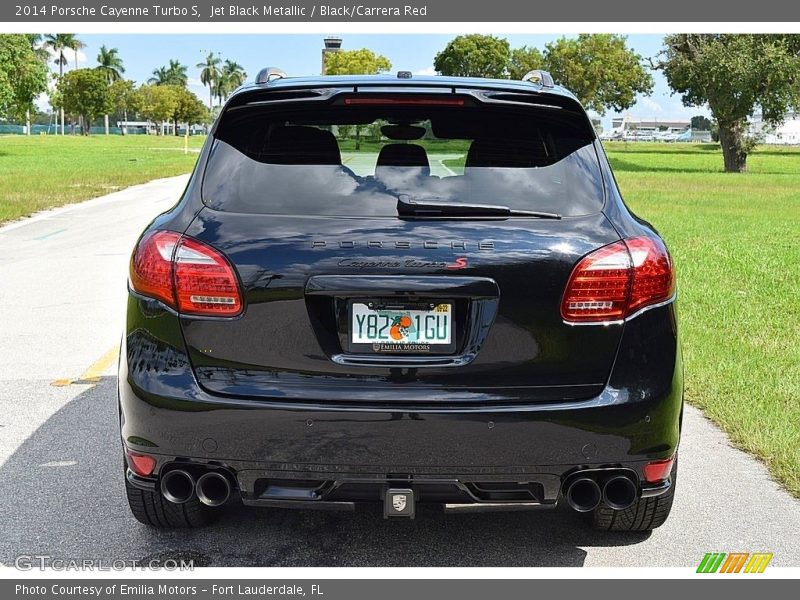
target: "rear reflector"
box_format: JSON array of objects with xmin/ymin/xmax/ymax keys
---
[
  {"xmin": 126, "ymin": 450, "xmax": 156, "ymax": 477},
  {"xmin": 561, "ymin": 236, "xmax": 675, "ymax": 323},
  {"xmin": 130, "ymin": 231, "xmax": 242, "ymax": 317},
  {"xmin": 644, "ymin": 456, "xmax": 675, "ymax": 483},
  {"xmin": 344, "ymin": 97, "xmax": 465, "ymax": 106}
]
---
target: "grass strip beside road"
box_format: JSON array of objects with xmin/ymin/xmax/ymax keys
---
[{"xmin": 0, "ymin": 135, "xmax": 205, "ymax": 223}]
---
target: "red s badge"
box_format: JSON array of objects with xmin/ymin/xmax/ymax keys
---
[{"xmin": 446, "ymin": 257, "xmax": 469, "ymax": 270}]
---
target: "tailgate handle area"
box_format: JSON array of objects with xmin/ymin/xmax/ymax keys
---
[{"xmin": 305, "ymin": 275, "xmax": 500, "ymax": 298}]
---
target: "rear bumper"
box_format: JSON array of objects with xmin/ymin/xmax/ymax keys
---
[
  {"xmin": 119, "ymin": 348, "xmax": 682, "ymax": 508},
  {"xmin": 126, "ymin": 460, "xmax": 674, "ymax": 512},
  {"xmin": 119, "ymin": 297, "xmax": 682, "ymax": 509}
]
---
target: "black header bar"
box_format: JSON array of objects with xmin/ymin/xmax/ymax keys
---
[{"xmin": 4, "ymin": 0, "xmax": 800, "ymax": 22}]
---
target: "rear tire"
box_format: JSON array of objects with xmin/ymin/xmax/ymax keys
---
[
  {"xmin": 591, "ymin": 456, "xmax": 677, "ymax": 531},
  {"xmin": 124, "ymin": 466, "xmax": 218, "ymax": 529}
]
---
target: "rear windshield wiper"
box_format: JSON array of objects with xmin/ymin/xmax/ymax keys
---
[{"xmin": 396, "ymin": 195, "xmax": 561, "ymax": 219}]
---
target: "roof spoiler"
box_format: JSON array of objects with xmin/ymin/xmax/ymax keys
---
[
  {"xmin": 521, "ymin": 70, "xmax": 555, "ymax": 88},
  {"xmin": 255, "ymin": 67, "xmax": 287, "ymax": 85}
]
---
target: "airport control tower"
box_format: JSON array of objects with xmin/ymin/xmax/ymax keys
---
[{"xmin": 321, "ymin": 36, "xmax": 343, "ymax": 74}]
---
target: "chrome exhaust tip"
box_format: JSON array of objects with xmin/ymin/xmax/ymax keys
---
[
  {"xmin": 565, "ymin": 477, "xmax": 602, "ymax": 512},
  {"xmin": 602, "ymin": 475, "xmax": 638, "ymax": 511},
  {"xmin": 160, "ymin": 469, "xmax": 196, "ymax": 504},
  {"xmin": 195, "ymin": 471, "xmax": 232, "ymax": 507}
]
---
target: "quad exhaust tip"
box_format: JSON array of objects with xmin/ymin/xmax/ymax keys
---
[
  {"xmin": 602, "ymin": 475, "xmax": 638, "ymax": 511},
  {"xmin": 565, "ymin": 477, "xmax": 602, "ymax": 513},
  {"xmin": 160, "ymin": 469, "xmax": 195, "ymax": 504},
  {"xmin": 564, "ymin": 472, "xmax": 640, "ymax": 512},
  {"xmin": 196, "ymin": 471, "xmax": 232, "ymax": 507}
]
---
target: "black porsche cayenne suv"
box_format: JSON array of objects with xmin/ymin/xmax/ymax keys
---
[{"xmin": 120, "ymin": 69, "xmax": 682, "ymax": 531}]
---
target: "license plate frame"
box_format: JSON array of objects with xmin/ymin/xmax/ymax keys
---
[{"xmin": 347, "ymin": 299, "xmax": 456, "ymax": 355}]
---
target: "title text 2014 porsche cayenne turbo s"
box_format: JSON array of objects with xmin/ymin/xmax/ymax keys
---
[{"xmin": 120, "ymin": 69, "xmax": 682, "ymax": 530}]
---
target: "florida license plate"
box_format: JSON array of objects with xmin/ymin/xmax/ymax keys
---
[{"xmin": 349, "ymin": 302, "xmax": 454, "ymax": 354}]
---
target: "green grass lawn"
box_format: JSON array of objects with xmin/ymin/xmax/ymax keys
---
[
  {"xmin": 450, "ymin": 142, "xmax": 800, "ymax": 496},
  {"xmin": 0, "ymin": 134, "xmax": 206, "ymax": 223}
]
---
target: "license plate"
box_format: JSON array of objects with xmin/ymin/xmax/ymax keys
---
[{"xmin": 350, "ymin": 302, "xmax": 454, "ymax": 354}]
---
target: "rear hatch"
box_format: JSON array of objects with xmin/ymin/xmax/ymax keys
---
[{"xmin": 180, "ymin": 87, "xmax": 623, "ymax": 405}]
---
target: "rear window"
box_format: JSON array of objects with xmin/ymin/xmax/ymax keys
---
[{"xmin": 203, "ymin": 96, "xmax": 604, "ymax": 217}]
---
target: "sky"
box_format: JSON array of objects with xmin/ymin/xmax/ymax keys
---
[{"xmin": 41, "ymin": 33, "xmax": 710, "ymax": 129}]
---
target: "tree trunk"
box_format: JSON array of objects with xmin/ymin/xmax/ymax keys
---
[
  {"xmin": 104, "ymin": 114, "xmax": 109, "ymax": 136},
  {"xmin": 26, "ymin": 109, "xmax": 31, "ymax": 136},
  {"xmin": 718, "ymin": 120, "xmax": 748, "ymax": 173}
]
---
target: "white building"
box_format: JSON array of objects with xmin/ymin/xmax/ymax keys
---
[
  {"xmin": 611, "ymin": 117, "xmax": 690, "ymax": 133},
  {"xmin": 750, "ymin": 112, "xmax": 800, "ymax": 145},
  {"xmin": 602, "ymin": 116, "xmax": 690, "ymax": 141}
]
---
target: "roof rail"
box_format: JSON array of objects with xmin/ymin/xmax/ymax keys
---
[
  {"xmin": 521, "ymin": 70, "xmax": 555, "ymax": 88},
  {"xmin": 256, "ymin": 67, "xmax": 288, "ymax": 85}
]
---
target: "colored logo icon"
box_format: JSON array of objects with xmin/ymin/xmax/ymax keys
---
[{"xmin": 697, "ymin": 552, "xmax": 773, "ymax": 573}]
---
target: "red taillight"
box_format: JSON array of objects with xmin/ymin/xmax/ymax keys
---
[
  {"xmin": 561, "ymin": 240, "xmax": 632, "ymax": 322},
  {"xmin": 644, "ymin": 456, "xmax": 675, "ymax": 483},
  {"xmin": 130, "ymin": 231, "xmax": 242, "ymax": 317},
  {"xmin": 561, "ymin": 236, "xmax": 675, "ymax": 323},
  {"xmin": 126, "ymin": 450, "xmax": 156, "ymax": 477},
  {"xmin": 173, "ymin": 235, "xmax": 242, "ymax": 316},
  {"xmin": 129, "ymin": 231, "xmax": 180, "ymax": 308},
  {"xmin": 625, "ymin": 237, "xmax": 675, "ymax": 314}
]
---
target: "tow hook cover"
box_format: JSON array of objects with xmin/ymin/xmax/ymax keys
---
[{"xmin": 384, "ymin": 488, "xmax": 415, "ymax": 518}]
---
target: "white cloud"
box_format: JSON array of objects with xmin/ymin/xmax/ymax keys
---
[
  {"xmin": 189, "ymin": 84, "xmax": 211, "ymax": 102},
  {"xmin": 413, "ymin": 66, "xmax": 437, "ymax": 76},
  {"xmin": 42, "ymin": 45, "xmax": 88, "ymax": 70},
  {"xmin": 640, "ymin": 97, "xmax": 663, "ymax": 113}
]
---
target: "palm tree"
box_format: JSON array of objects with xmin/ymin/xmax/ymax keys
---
[
  {"xmin": 223, "ymin": 60, "xmax": 247, "ymax": 89},
  {"xmin": 44, "ymin": 33, "xmax": 84, "ymax": 135},
  {"xmin": 148, "ymin": 66, "xmax": 169, "ymax": 85},
  {"xmin": 214, "ymin": 60, "xmax": 247, "ymax": 105},
  {"xmin": 72, "ymin": 38, "xmax": 86, "ymax": 69},
  {"xmin": 96, "ymin": 45, "xmax": 125, "ymax": 84},
  {"xmin": 197, "ymin": 52, "xmax": 221, "ymax": 110},
  {"xmin": 149, "ymin": 59, "xmax": 188, "ymax": 87},
  {"xmin": 96, "ymin": 46, "xmax": 125, "ymax": 135},
  {"xmin": 166, "ymin": 59, "xmax": 188, "ymax": 86}
]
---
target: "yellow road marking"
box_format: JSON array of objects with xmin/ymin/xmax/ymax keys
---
[
  {"xmin": 80, "ymin": 346, "xmax": 120, "ymax": 382},
  {"xmin": 50, "ymin": 345, "xmax": 119, "ymax": 387}
]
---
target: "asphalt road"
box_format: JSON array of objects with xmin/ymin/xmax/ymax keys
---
[{"xmin": 1, "ymin": 175, "xmax": 799, "ymax": 568}]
